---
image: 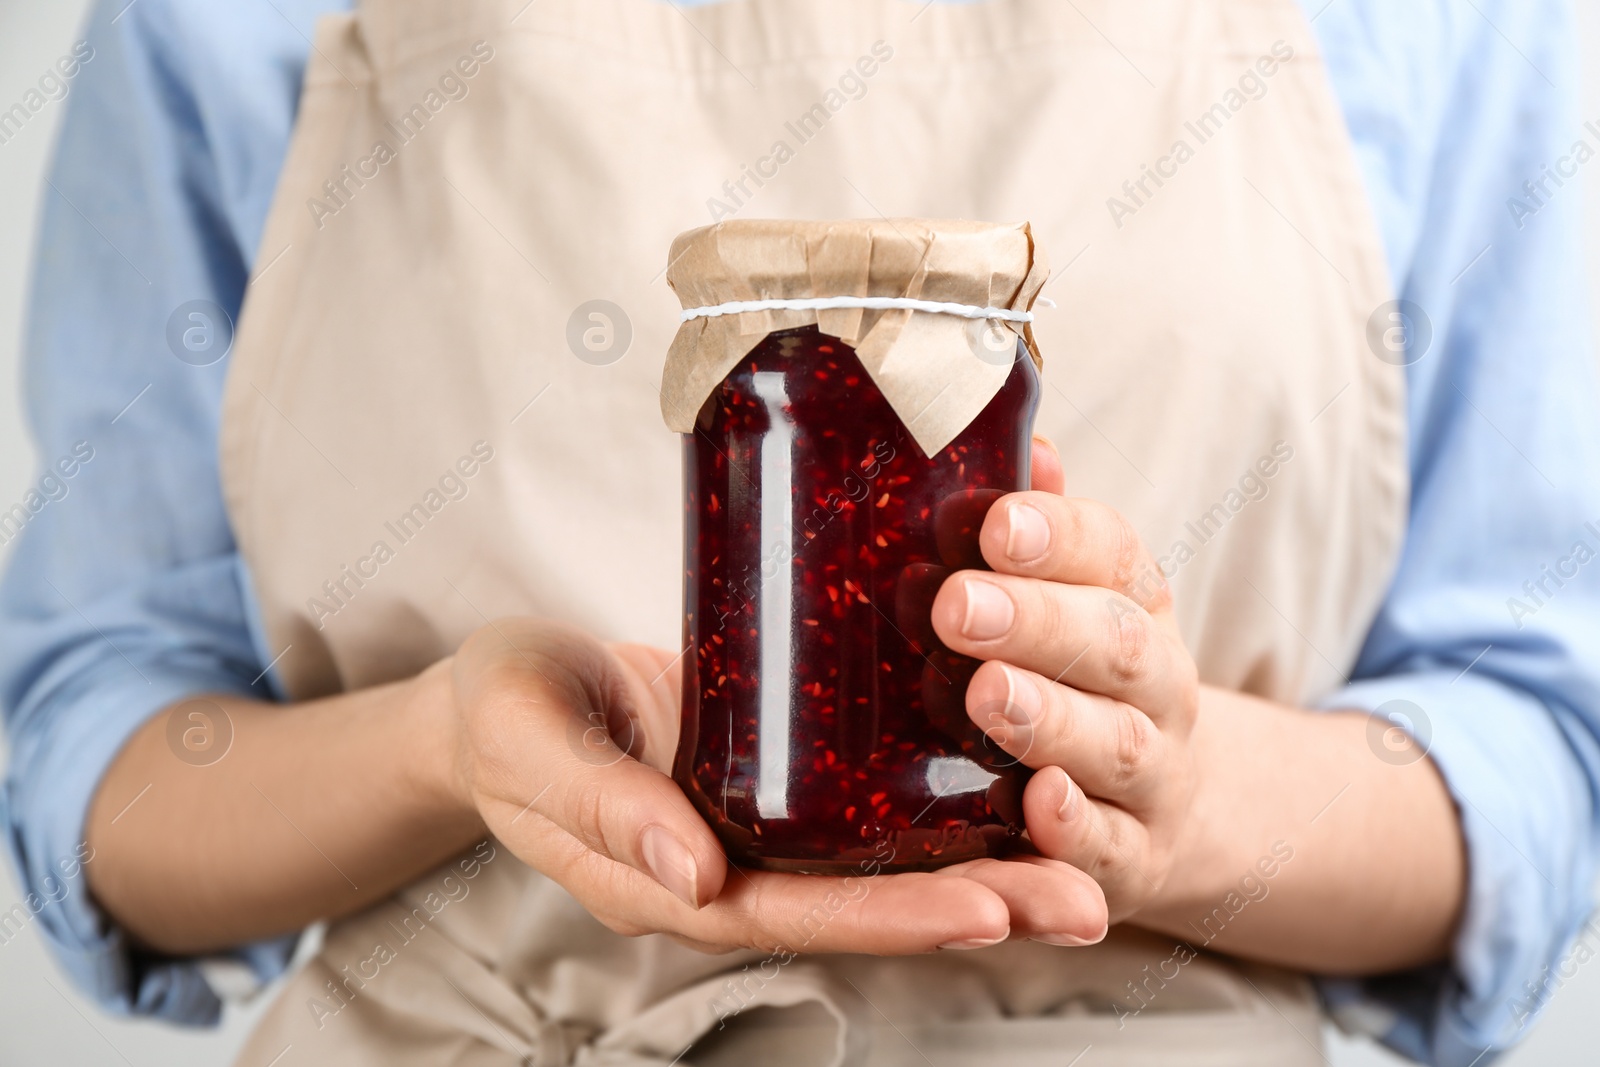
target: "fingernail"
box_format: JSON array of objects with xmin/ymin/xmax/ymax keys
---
[
  {"xmin": 939, "ymin": 930, "xmax": 1009, "ymax": 950},
  {"xmin": 640, "ymin": 825, "xmax": 701, "ymax": 909},
  {"xmin": 1001, "ymin": 664, "xmax": 1039, "ymax": 727},
  {"xmin": 1057, "ymin": 776, "xmax": 1079, "ymax": 823},
  {"xmin": 1033, "ymin": 926, "xmax": 1108, "ymax": 947},
  {"xmin": 960, "ymin": 579, "xmax": 1015, "ymax": 641},
  {"xmin": 1005, "ymin": 501, "xmax": 1051, "ymax": 562}
]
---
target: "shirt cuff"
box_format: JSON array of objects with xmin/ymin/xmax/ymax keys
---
[
  {"xmin": 1312, "ymin": 669, "xmax": 1598, "ymax": 1066},
  {"xmin": 1, "ymin": 657, "xmax": 297, "ymax": 1025}
]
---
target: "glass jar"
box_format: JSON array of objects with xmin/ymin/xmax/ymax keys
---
[{"xmin": 675, "ymin": 324, "xmax": 1041, "ymax": 873}]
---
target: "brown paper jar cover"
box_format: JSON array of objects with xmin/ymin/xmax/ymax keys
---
[{"xmin": 660, "ymin": 218, "xmax": 1048, "ymax": 457}]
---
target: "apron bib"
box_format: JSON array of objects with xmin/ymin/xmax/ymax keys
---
[{"xmin": 221, "ymin": 0, "xmax": 1405, "ymax": 1062}]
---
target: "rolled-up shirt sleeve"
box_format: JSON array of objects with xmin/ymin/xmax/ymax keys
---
[
  {"xmin": 1309, "ymin": 0, "xmax": 1600, "ymax": 1062},
  {"xmin": 0, "ymin": 0, "xmax": 340, "ymax": 1024}
]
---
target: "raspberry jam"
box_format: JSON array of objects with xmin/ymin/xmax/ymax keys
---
[{"xmin": 675, "ymin": 325, "xmax": 1040, "ymax": 873}]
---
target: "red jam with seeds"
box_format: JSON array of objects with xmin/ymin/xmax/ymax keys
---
[{"xmin": 675, "ymin": 325, "xmax": 1040, "ymax": 873}]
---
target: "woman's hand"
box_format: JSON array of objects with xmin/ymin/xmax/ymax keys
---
[
  {"xmin": 931, "ymin": 439, "xmax": 1200, "ymax": 925},
  {"xmin": 446, "ymin": 618, "xmax": 1108, "ymax": 954}
]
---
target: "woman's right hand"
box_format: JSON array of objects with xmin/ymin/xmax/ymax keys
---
[{"xmin": 445, "ymin": 619, "xmax": 1108, "ymax": 954}]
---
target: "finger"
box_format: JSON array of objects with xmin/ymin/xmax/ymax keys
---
[
  {"xmin": 1022, "ymin": 766, "xmax": 1156, "ymax": 908},
  {"xmin": 607, "ymin": 642, "xmax": 686, "ymax": 773},
  {"xmin": 931, "ymin": 571, "xmax": 1193, "ymax": 715},
  {"xmin": 965, "ymin": 660, "xmax": 1166, "ymax": 805},
  {"xmin": 701, "ymin": 866, "xmax": 1011, "ymax": 953},
  {"xmin": 458, "ymin": 623, "xmax": 726, "ymax": 910},
  {"xmin": 937, "ymin": 855, "xmax": 1107, "ymax": 945},
  {"xmin": 665, "ymin": 931, "xmax": 741, "ymax": 955},
  {"xmin": 1030, "ymin": 436, "xmax": 1065, "ymax": 496},
  {"xmin": 536, "ymin": 822, "xmax": 1019, "ymax": 955},
  {"xmin": 979, "ymin": 492, "xmax": 1173, "ymax": 616}
]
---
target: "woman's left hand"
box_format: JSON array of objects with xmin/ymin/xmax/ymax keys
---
[{"xmin": 931, "ymin": 438, "xmax": 1200, "ymax": 928}]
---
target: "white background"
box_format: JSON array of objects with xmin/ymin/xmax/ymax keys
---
[{"xmin": 2, "ymin": 2, "xmax": 1598, "ymax": 1064}]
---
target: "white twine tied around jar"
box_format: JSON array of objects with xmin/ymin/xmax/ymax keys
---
[{"xmin": 679, "ymin": 296, "xmax": 1052, "ymax": 323}]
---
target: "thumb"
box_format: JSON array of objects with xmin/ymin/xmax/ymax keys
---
[
  {"xmin": 457, "ymin": 622, "xmax": 727, "ymax": 910},
  {"xmin": 1031, "ymin": 435, "xmax": 1065, "ymax": 495}
]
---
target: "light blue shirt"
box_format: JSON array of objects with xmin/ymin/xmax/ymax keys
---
[{"xmin": 4, "ymin": 0, "xmax": 1599, "ymax": 1063}]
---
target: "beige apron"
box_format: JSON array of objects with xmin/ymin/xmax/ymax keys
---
[{"xmin": 221, "ymin": 0, "xmax": 1405, "ymax": 1063}]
